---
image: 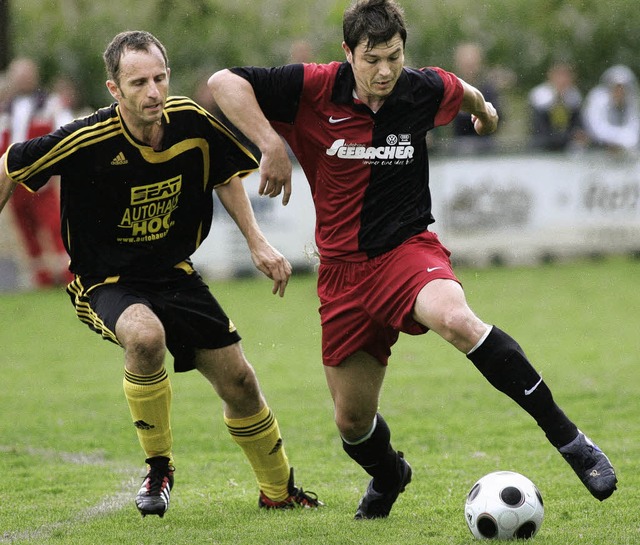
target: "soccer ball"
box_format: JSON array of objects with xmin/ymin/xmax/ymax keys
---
[{"xmin": 464, "ymin": 471, "xmax": 544, "ymax": 540}]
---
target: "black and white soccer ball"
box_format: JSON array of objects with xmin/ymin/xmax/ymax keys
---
[{"xmin": 464, "ymin": 471, "xmax": 544, "ymax": 540}]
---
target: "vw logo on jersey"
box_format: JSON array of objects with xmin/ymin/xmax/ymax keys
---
[{"xmin": 386, "ymin": 134, "xmax": 398, "ymax": 145}]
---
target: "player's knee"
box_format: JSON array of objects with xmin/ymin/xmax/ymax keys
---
[
  {"xmin": 219, "ymin": 359, "xmax": 263, "ymax": 404},
  {"xmin": 432, "ymin": 308, "xmax": 481, "ymax": 349},
  {"xmin": 117, "ymin": 304, "xmax": 166, "ymax": 365},
  {"xmin": 122, "ymin": 324, "xmax": 166, "ymax": 368},
  {"xmin": 231, "ymin": 363, "xmax": 260, "ymax": 396},
  {"xmin": 335, "ymin": 408, "xmax": 376, "ymax": 441}
]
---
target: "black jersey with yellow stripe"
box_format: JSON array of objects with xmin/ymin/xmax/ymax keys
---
[{"xmin": 6, "ymin": 96, "xmax": 258, "ymax": 276}]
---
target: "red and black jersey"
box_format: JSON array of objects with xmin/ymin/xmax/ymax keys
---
[
  {"xmin": 231, "ymin": 61, "xmax": 463, "ymax": 262},
  {"xmin": 5, "ymin": 97, "xmax": 258, "ymax": 276}
]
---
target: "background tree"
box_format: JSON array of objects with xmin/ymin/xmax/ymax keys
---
[
  {"xmin": 0, "ymin": 0, "xmax": 9, "ymax": 70},
  {"xmin": 4, "ymin": 0, "xmax": 640, "ymax": 144}
]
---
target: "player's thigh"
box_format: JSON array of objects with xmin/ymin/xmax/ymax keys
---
[{"xmin": 324, "ymin": 350, "xmax": 386, "ymax": 436}]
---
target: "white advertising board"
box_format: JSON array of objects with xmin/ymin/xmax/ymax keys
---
[
  {"xmin": 1, "ymin": 151, "xmax": 639, "ymax": 290},
  {"xmin": 193, "ymin": 151, "xmax": 640, "ymax": 277}
]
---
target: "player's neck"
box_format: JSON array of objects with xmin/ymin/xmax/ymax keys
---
[
  {"xmin": 139, "ymin": 122, "xmax": 164, "ymax": 151},
  {"xmin": 118, "ymin": 107, "xmax": 164, "ymax": 150},
  {"xmin": 126, "ymin": 117, "xmax": 164, "ymax": 150},
  {"xmin": 353, "ymin": 88, "xmax": 385, "ymax": 114}
]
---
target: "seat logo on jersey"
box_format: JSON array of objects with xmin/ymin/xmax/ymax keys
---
[
  {"xmin": 118, "ymin": 177, "xmax": 181, "ymax": 242},
  {"xmin": 325, "ymin": 134, "xmax": 414, "ymax": 162}
]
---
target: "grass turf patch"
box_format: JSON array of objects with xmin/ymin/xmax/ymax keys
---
[{"xmin": 0, "ymin": 257, "xmax": 638, "ymax": 544}]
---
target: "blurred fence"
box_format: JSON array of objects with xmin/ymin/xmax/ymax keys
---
[
  {"xmin": 1, "ymin": 150, "xmax": 639, "ymax": 291},
  {"xmin": 192, "ymin": 150, "xmax": 640, "ymax": 277},
  {"xmin": 429, "ymin": 150, "xmax": 640, "ymax": 266}
]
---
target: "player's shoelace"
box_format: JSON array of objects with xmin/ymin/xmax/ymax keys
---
[
  {"xmin": 259, "ymin": 468, "xmax": 323, "ymax": 509},
  {"xmin": 290, "ymin": 485, "xmax": 322, "ymax": 508}
]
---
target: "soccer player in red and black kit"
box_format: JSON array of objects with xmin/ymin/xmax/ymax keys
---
[
  {"xmin": 209, "ymin": 0, "xmax": 617, "ymax": 519},
  {"xmin": 0, "ymin": 31, "xmax": 321, "ymax": 517}
]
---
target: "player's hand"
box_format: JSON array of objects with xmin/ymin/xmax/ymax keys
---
[
  {"xmin": 258, "ymin": 139, "xmax": 292, "ymax": 206},
  {"xmin": 250, "ymin": 240, "xmax": 292, "ymax": 297},
  {"xmin": 471, "ymin": 102, "xmax": 499, "ymax": 136}
]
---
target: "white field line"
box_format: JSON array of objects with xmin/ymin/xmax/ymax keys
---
[
  {"xmin": 0, "ymin": 445, "xmax": 140, "ymax": 544},
  {"xmin": 0, "ymin": 445, "xmax": 112, "ymax": 465}
]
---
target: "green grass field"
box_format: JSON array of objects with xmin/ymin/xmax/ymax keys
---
[{"xmin": 1, "ymin": 257, "xmax": 638, "ymax": 544}]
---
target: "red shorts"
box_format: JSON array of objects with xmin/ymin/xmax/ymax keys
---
[{"xmin": 317, "ymin": 231, "xmax": 460, "ymax": 367}]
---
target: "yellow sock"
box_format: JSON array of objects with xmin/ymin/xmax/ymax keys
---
[
  {"xmin": 225, "ymin": 405, "xmax": 290, "ymax": 501},
  {"xmin": 123, "ymin": 368, "xmax": 173, "ymax": 466}
]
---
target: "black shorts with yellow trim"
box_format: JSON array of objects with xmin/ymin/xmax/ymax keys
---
[{"xmin": 66, "ymin": 262, "xmax": 241, "ymax": 372}]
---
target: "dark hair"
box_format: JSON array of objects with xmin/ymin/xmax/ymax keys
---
[
  {"xmin": 103, "ymin": 30, "xmax": 169, "ymax": 84},
  {"xmin": 343, "ymin": 0, "xmax": 407, "ymax": 52}
]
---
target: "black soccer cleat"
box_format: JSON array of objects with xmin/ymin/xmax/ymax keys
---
[
  {"xmin": 135, "ymin": 456, "xmax": 174, "ymax": 517},
  {"xmin": 354, "ymin": 451, "xmax": 412, "ymax": 519},
  {"xmin": 558, "ymin": 431, "xmax": 617, "ymax": 501},
  {"xmin": 258, "ymin": 467, "xmax": 324, "ymax": 509}
]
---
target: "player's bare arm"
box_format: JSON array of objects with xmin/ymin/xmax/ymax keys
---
[
  {"xmin": 459, "ymin": 79, "xmax": 499, "ymax": 135},
  {"xmin": 0, "ymin": 153, "xmax": 18, "ymax": 214},
  {"xmin": 208, "ymin": 69, "xmax": 292, "ymax": 206},
  {"xmin": 215, "ymin": 176, "xmax": 292, "ymax": 297}
]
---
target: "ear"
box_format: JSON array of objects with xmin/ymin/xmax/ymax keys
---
[
  {"xmin": 342, "ymin": 41, "xmax": 353, "ymax": 64},
  {"xmin": 106, "ymin": 79, "xmax": 120, "ymax": 101}
]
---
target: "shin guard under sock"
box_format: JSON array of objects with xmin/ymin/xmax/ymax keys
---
[
  {"xmin": 123, "ymin": 367, "xmax": 173, "ymax": 463},
  {"xmin": 342, "ymin": 414, "xmax": 400, "ymax": 492},
  {"xmin": 225, "ymin": 405, "xmax": 290, "ymax": 501},
  {"xmin": 467, "ymin": 326, "xmax": 578, "ymax": 447}
]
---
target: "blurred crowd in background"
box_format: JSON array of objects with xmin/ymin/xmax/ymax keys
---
[
  {"xmin": 4, "ymin": 39, "xmax": 640, "ymax": 159},
  {"xmin": 0, "ymin": 58, "xmax": 90, "ymax": 288},
  {"xmin": 435, "ymin": 42, "xmax": 640, "ymax": 157},
  {"xmin": 1, "ymin": 38, "xmax": 640, "ymax": 289}
]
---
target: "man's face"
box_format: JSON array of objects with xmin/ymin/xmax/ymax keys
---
[
  {"xmin": 106, "ymin": 45, "xmax": 170, "ymax": 127},
  {"xmin": 343, "ymin": 33, "xmax": 404, "ymax": 102},
  {"xmin": 611, "ymin": 83, "xmax": 628, "ymax": 107}
]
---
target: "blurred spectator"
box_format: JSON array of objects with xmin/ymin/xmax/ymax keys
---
[
  {"xmin": 289, "ymin": 39, "xmax": 313, "ymax": 63},
  {"xmin": 0, "ymin": 71, "xmax": 9, "ymax": 152},
  {"xmin": 528, "ymin": 61, "xmax": 587, "ymax": 152},
  {"xmin": 582, "ymin": 64, "xmax": 640, "ymax": 153},
  {"xmin": 451, "ymin": 42, "xmax": 500, "ymax": 153},
  {"xmin": 0, "ymin": 57, "xmax": 74, "ymax": 288},
  {"xmin": 51, "ymin": 75, "xmax": 93, "ymax": 118}
]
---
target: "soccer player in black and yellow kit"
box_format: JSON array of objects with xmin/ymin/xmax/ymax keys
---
[{"xmin": 0, "ymin": 31, "xmax": 321, "ymax": 518}]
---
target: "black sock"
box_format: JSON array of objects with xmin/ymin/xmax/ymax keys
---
[
  {"xmin": 341, "ymin": 414, "xmax": 400, "ymax": 492},
  {"xmin": 467, "ymin": 326, "xmax": 578, "ymax": 448}
]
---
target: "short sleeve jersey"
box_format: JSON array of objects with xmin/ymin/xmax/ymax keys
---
[
  {"xmin": 231, "ymin": 62, "xmax": 463, "ymax": 262},
  {"xmin": 5, "ymin": 97, "xmax": 258, "ymax": 276}
]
